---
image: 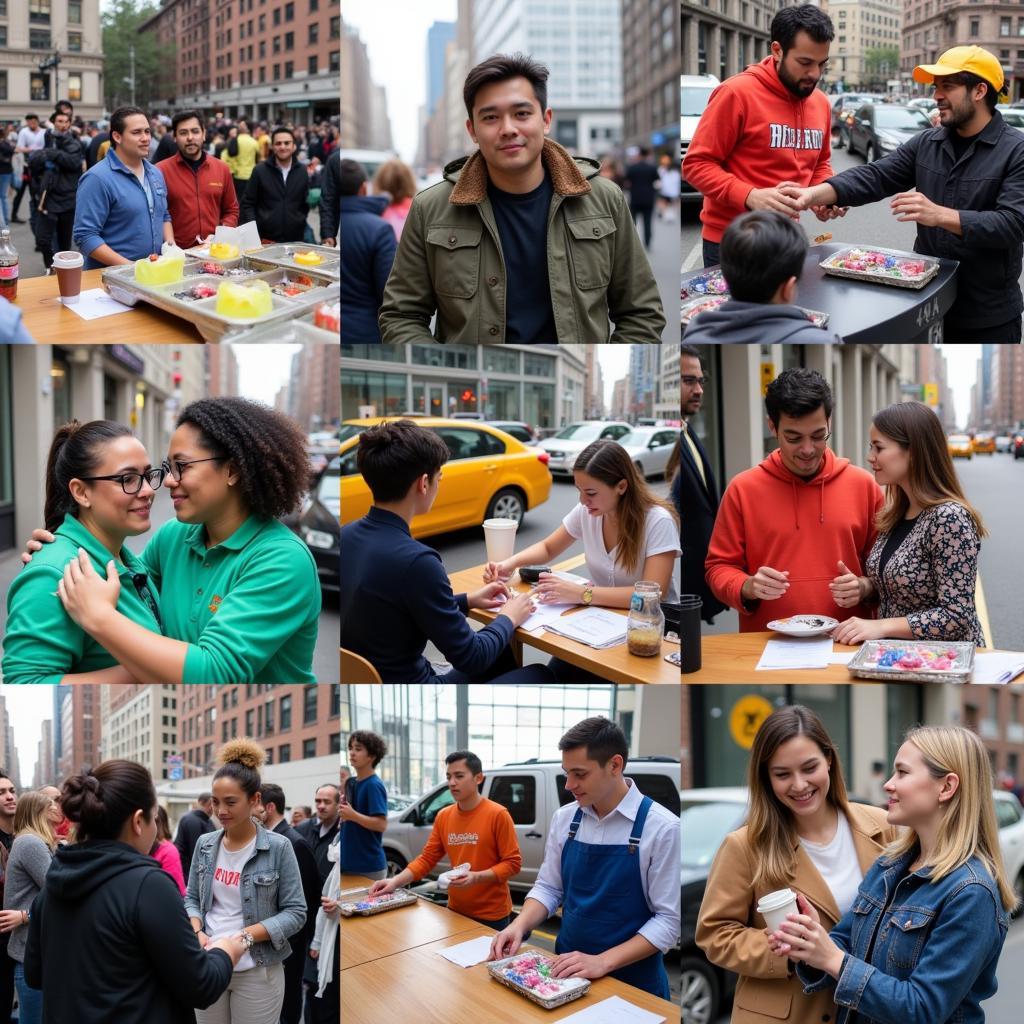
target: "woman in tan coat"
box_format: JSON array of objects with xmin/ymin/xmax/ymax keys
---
[{"xmin": 696, "ymin": 705, "xmax": 900, "ymax": 1023}]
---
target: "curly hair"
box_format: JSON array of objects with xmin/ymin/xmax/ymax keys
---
[
  {"xmin": 177, "ymin": 397, "xmax": 310, "ymax": 519},
  {"xmin": 213, "ymin": 738, "xmax": 266, "ymax": 798},
  {"xmin": 348, "ymin": 729, "xmax": 387, "ymax": 768}
]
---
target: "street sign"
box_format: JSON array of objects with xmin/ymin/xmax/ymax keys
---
[
  {"xmin": 760, "ymin": 362, "xmax": 775, "ymax": 397},
  {"xmin": 924, "ymin": 383, "xmax": 939, "ymax": 406},
  {"xmin": 729, "ymin": 695, "xmax": 774, "ymax": 750},
  {"xmin": 166, "ymin": 754, "xmax": 183, "ymax": 781}
]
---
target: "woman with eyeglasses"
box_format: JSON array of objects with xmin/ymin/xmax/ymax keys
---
[
  {"xmin": 2, "ymin": 419, "xmax": 165, "ymax": 684},
  {"xmin": 40, "ymin": 397, "xmax": 320, "ymax": 685}
]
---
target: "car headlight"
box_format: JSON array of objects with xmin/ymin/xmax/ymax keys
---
[
  {"xmin": 548, "ymin": 450, "xmax": 564, "ymax": 458},
  {"xmin": 303, "ymin": 528, "xmax": 336, "ymax": 550}
]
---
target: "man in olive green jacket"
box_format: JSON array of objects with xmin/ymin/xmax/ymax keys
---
[{"xmin": 378, "ymin": 54, "xmax": 665, "ymax": 344}]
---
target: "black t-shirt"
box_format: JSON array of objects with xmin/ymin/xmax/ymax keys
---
[
  {"xmin": 488, "ymin": 172, "xmax": 558, "ymax": 344},
  {"xmin": 878, "ymin": 514, "xmax": 918, "ymax": 577},
  {"xmin": 949, "ymin": 129, "xmax": 976, "ymax": 164}
]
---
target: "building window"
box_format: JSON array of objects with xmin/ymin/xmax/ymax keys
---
[
  {"xmin": 273, "ymin": 6, "xmax": 280, "ymax": 25},
  {"xmin": 284, "ymin": 31, "xmax": 293, "ymax": 50},
  {"xmin": 29, "ymin": 0, "xmax": 50, "ymax": 23},
  {"xmin": 273, "ymin": 36, "xmax": 280, "ymax": 54},
  {"xmin": 304, "ymin": 685, "xmax": 318, "ymax": 725},
  {"xmin": 30, "ymin": 72, "xmax": 50, "ymax": 101},
  {"xmin": 329, "ymin": 50, "xmax": 339, "ymax": 72},
  {"xmin": 280, "ymin": 695, "xmax": 292, "ymax": 731},
  {"xmin": 970, "ymin": 19, "xmax": 979, "ymax": 37},
  {"xmin": 279, "ymin": 744, "xmax": 291, "ymax": 763},
  {"xmin": 330, "ymin": 15, "xmax": 339, "ymax": 39},
  {"xmin": 246, "ymin": 709, "xmax": 254, "ymax": 734},
  {"xmin": 273, "ymin": 63, "xmax": 280, "ymax": 79},
  {"xmin": 265, "ymin": 699, "xmax": 274, "ymax": 734},
  {"xmin": 284, "ymin": 61, "xmax": 293, "ymax": 78},
  {"xmin": 266, "ymin": 748, "xmax": 273, "ymax": 765},
  {"xmin": 285, "ymin": 1, "xmax": 294, "ymax": 21},
  {"xmin": 1001, "ymin": 17, "xmax": 1011, "ymax": 37},
  {"xmin": 329, "ymin": 687, "xmax": 340, "ymax": 718},
  {"xmin": 30, "ymin": 29, "xmax": 51, "ymax": 49},
  {"xmin": 309, "ymin": 22, "xmax": 318, "ymax": 44},
  {"xmin": 308, "ymin": 55, "xmax": 317, "ymax": 75},
  {"xmin": 329, "ymin": 732, "xmax": 341, "ymax": 754},
  {"xmin": 0, "ymin": 28, "xmax": 6, "ymax": 47},
  {"xmin": 310, "ymin": 0, "xmax": 318, "ymax": 11},
  {"xmin": 303, "ymin": 738, "xmax": 317, "ymax": 759}
]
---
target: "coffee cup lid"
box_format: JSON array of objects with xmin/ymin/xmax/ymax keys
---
[{"xmin": 756, "ymin": 888, "xmax": 797, "ymax": 912}]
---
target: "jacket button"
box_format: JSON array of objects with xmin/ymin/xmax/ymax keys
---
[
  {"xmin": 488, "ymin": 276, "xmax": 498, "ymax": 286},
  {"xmin": 822, "ymin": 1016, "xmax": 831, "ymax": 1022},
  {"xmin": 489, "ymin": 326, "xmax": 498, "ymax": 335},
  {"xmin": 592, "ymin": 227, "xmax": 600, "ymax": 235},
  {"xmin": 448, "ymin": 235, "xmax": 456, "ymax": 245}
]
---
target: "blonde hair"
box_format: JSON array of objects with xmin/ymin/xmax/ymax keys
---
[
  {"xmin": 746, "ymin": 705, "xmax": 852, "ymax": 891},
  {"xmin": 885, "ymin": 726, "xmax": 1016, "ymax": 912},
  {"xmin": 13, "ymin": 790, "xmax": 58, "ymax": 852}
]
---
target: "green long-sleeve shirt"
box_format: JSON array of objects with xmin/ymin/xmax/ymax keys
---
[{"xmin": 2, "ymin": 513, "xmax": 162, "ymax": 685}]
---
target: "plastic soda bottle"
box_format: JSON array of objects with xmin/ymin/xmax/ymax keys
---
[{"xmin": 0, "ymin": 229, "xmax": 19, "ymax": 303}]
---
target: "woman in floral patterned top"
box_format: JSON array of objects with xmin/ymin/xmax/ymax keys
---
[{"xmin": 829, "ymin": 401, "xmax": 986, "ymax": 646}]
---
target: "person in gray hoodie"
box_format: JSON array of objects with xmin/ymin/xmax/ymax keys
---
[{"xmin": 683, "ymin": 210, "xmax": 841, "ymax": 343}]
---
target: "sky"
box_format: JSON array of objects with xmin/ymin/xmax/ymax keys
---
[
  {"xmin": 940, "ymin": 343, "xmax": 981, "ymax": 428},
  {"xmin": 231, "ymin": 344, "xmax": 303, "ymax": 405},
  {"xmin": 344, "ymin": 0, "xmax": 458, "ymax": 164},
  {"xmin": 3, "ymin": 686, "xmax": 53, "ymax": 786},
  {"xmin": 596, "ymin": 346, "xmax": 631, "ymax": 410}
]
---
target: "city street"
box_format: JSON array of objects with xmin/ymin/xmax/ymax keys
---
[
  {"xmin": 643, "ymin": 202, "xmax": 682, "ymax": 344},
  {"xmin": 700, "ymin": 451, "xmax": 1024, "ymax": 652}
]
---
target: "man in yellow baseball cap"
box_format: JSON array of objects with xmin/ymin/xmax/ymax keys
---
[{"xmin": 779, "ymin": 43, "xmax": 1024, "ymax": 342}]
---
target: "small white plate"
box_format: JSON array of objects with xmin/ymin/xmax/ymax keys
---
[{"xmin": 767, "ymin": 615, "xmax": 839, "ymax": 637}]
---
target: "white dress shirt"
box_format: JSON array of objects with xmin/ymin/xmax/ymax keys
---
[{"xmin": 525, "ymin": 778, "xmax": 680, "ymax": 953}]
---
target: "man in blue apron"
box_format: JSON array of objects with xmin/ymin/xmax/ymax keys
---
[{"xmin": 487, "ymin": 717, "xmax": 679, "ymax": 999}]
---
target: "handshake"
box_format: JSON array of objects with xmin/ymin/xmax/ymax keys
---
[{"xmin": 746, "ymin": 181, "xmax": 846, "ymax": 222}]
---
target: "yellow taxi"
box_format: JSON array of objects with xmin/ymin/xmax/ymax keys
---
[
  {"xmin": 947, "ymin": 434, "xmax": 974, "ymax": 459},
  {"xmin": 339, "ymin": 417, "xmax": 552, "ymax": 538},
  {"xmin": 972, "ymin": 431, "xmax": 996, "ymax": 455}
]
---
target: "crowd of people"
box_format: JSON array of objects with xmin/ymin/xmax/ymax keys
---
[
  {"xmin": 0, "ymin": 745, "xmax": 341, "ymax": 1024},
  {"xmin": 0, "ymin": 104, "xmax": 341, "ymax": 272}
]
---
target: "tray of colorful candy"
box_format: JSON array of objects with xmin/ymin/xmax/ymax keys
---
[
  {"xmin": 338, "ymin": 886, "xmax": 418, "ymax": 917},
  {"xmin": 680, "ymin": 267, "xmax": 728, "ymax": 299},
  {"xmin": 847, "ymin": 640, "xmax": 975, "ymax": 683},
  {"xmin": 681, "ymin": 293, "xmax": 729, "ymax": 326},
  {"xmin": 486, "ymin": 950, "xmax": 590, "ymax": 1009},
  {"xmin": 820, "ymin": 246, "xmax": 939, "ymax": 289},
  {"xmin": 243, "ymin": 243, "xmax": 340, "ymax": 280}
]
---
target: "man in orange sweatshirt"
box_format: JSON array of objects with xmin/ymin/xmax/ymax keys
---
[
  {"xmin": 368, "ymin": 750, "xmax": 521, "ymax": 929},
  {"xmin": 705, "ymin": 368, "xmax": 883, "ymax": 632},
  {"xmin": 683, "ymin": 4, "xmax": 841, "ymax": 268}
]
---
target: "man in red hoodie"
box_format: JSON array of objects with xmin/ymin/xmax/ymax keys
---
[
  {"xmin": 705, "ymin": 368, "xmax": 883, "ymax": 632},
  {"xmin": 683, "ymin": 4, "xmax": 840, "ymax": 268}
]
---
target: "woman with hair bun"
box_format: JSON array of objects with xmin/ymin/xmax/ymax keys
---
[
  {"xmin": 3, "ymin": 419, "xmax": 165, "ymax": 685},
  {"xmin": 185, "ymin": 739, "xmax": 306, "ymax": 1024},
  {"xmin": 34, "ymin": 397, "xmax": 321, "ymax": 684},
  {"xmin": 23, "ymin": 760, "xmax": 244, "ymax": 1023}
]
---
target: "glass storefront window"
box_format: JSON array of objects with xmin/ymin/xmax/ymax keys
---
[
  {"xmin": 341, "ymin": 370, "xmax": 406, "ymax": 419},
  {"xmin": 51, "ymin": 352, "xmax": 71, "ymax": 429},
  {"xmin": 452, "ymin": 384, "xmax": 479, "ymax": 414},
  {"xmin": 411, "ymin": 344, "xmax": 477, "ymax": 369},
  {"xmin": 484, "ymin": 380, "xmax": 518, "ymax": 419},
  {"xmin": 523, "ymin": 352, "xmax": 555, "ymax": 378},
  {"xmin": 484, "ymin": 348, "xmax": 520, "ymax": 374},
  {"xmin": 342, "ymin": 344, "xmax": 406, "ymax": 362},
  {"xmin": 523, "ymin": 382, "xmax": 555, "ymax": 431}
]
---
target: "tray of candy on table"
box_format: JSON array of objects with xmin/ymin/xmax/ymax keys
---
[
  {"xmin": 847, "ymin": 640, "xmax": 975, "ymax": 684},
  {"xmin": 820, "ymin": 246, "xmax": 940, "ymax": 289},
  {"xmin": 486, "ymin": 949, "xmax": 591, "ymax": 1010},
  {"xmin": 338, "ymin": 885, "xmax": 419, "ymax": 917}
]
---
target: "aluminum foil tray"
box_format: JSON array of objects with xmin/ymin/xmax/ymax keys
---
[
  {"xmin": 338, "ymin": 886, "xmax": 418, "ymax": 917},
  {"xmin": 243, "ymin": 243, "xmax": 339, "ymax": 280},
  {"xmin": 486, "ymin": 950, "xmax": 590, "ymax": 1010},
  {"xmin": 820, "ymin": 246, "xmax": 940, "ymax": 290},
  {"xmin": 847, "ymin": 639, "xmax": 975, "ymax": 684}
]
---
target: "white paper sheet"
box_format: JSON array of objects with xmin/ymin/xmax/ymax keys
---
[
  {"xmin": 755, "ymin": 637, "xmax": 834, "ymax": 671},
  {"xmin": 557, "ymin": 996, "xmax": 666, "ymax": 1024},
  {"xmin": 66, "ymin": 288, "xmax": 135, "ymax": 320},
  {"xmin": 828, "ymin": 652, "xmax": 855, "ymax": 665},
  {"xmin": 972, "ymin": 652, "xmax": 1024, "ymax": 685},
  {"xmin": 436, "ymin": 935, "xmax": 494, "ymax": 968},
  {"xmin": 520, "ymin": 600, "xmax": 576, "ymax": 633}
]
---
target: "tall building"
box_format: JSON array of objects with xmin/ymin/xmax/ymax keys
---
[
  {"xmin": 583, "ymin": 347, "xmax": 605, "ymax": 420},
  {"xmin": 34, "ymin": 719, "xmax": 54, "ymax": 789},
  {"xmin": 443, "ymin": 1, "xmax": 475, "ymax": 164},
  {"xmin": 989, "ymin": 344, "xmax": 1024, "ymax": 430},
  {"xmin": 681, "ymin": 0, "xmax": 780, "ymax": 82},
  {"xmin": 427, "ymin": 21, "xmax": 457, "ymax": 117},
  {"xmin": 101, "ymin": 685, "xmax": 181, "ymax": 783},
  {"xmin": 827, "ymin": 0, "xmax": 902, "ymax": 89},
  {"xmin": 655, "ymin": 340, "xmax": 681, "ymax": 421},
  {"xmin": 0, "ymin": 0, "xmax": 104, "ymax": 121},
  {"xmin": 472, "ymin": 0, "xmax": 623, "ymax": 157},
  {"xmin": 57, "ymin": 685, "xmax": 101, "ymax": 781},
  {"xmin": 0, "ymin": 692, "xmax": 20, "ymax": 787},
  {"xmin": 610, "ymin": 375, "xmax": 630, "ymax": 420},
  {"xmin": 629, "ymin": 345, "xmax": 660, "ymax": 420},
  {"xmin": 623, "ymin": 0, "xmax": 680, "ymax": 153}
]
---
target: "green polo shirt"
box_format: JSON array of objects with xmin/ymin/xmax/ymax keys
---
[
  {"xmin": 140, "ymin": 515, "xmax": 320, "ymax": 684},
  {"xmin": 2, "ymin": 513, "xmax": 163, "ymax": 685}
]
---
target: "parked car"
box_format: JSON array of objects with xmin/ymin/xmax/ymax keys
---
[
  {"xmin": 1015, "ymin": 432, "xmax": 1024, "ymax": 459},
  {"xmin": 383, "ymin": 757, "xmax": 681, "ymax": 891},
  {"xmin": 614, "ymin": 426, "xmax": 682, "ymax": 479},
  {"xmin": 848, "ymin": 103, "xmax": 932, "ymax": 162},
  {"xmin": 996, "ymin": 434, "xmax": 1012, "ymax": 453},
  {"xmin": 995, "ymin": 790, "xmax": 1024, "ymax": 917},
  {"xmin": 907, "ymin": 96, "xmax": 938, "ymax": 113},
  {"xmin": 450, "ymin": 412, "xmax": 485, "ymax": 420},
  {"xmin": 973, "ymin": 431, "xmax": 996, "ymax": 455},
  {"xmin": 387, "ymin": 794, "xmax": 417, "ymax": 814},
  {"xmin": 947, "ymin": 433, "xmax": 974, "ymax": 459},
  {"xmin": 283, "ymin": 455, "xmax": 340, "ymax": 592},
  {"xmin": 831, "ymin": 93, "xmax": 883, "ymax": 148},
  {"xmin": 681, "ymin": 73, "xmax": 719, "ymax": 204},
  {"xmin": 339, "ymin": 417, "xmax": 552, "ymax": 538},
  {"xmin": 538, "ymin": 420, "xmax": 633, "ymax": 477},
  {"xmin": 1000, "ymin": 108, "xmax": 1024, "ymax": 133},
  {"xmin": 483, "ymin": 420, "xmax": 538, "ymax": 446}
]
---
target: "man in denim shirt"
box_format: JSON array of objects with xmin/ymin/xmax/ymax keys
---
[{"xmin": 73, "ymin": 105, "xmax": 174, "ymax": 269}]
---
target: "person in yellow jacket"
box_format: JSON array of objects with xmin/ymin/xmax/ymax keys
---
[{"xmin": 221, "ymin": 120, "xmax": 259, "ymax": 203}]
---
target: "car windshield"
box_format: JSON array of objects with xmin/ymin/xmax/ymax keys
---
[
  {"xmin": 318, "ymin": 460, "xmax": 340, "ymax": 516},
  {"xmin": 554, "ymin": 422, "xmax": 605, "ymax": 440},
  {"xmin": 949, "ymin": 435, "xmax": 971, "ymax": 444},
  {"xmin": 874, "ymin": 107, "xmax": 930, "ymax": 129},
  {"xmin": 338, "ymin": 425, "xmax": 364, "ymax": 444},
  {"xmin": 681, "ymin": 85, "xmax": 713, "ymax": 116},
  {"xmin": 619, "ymin": 428, "xmax": 654, "ymax": 446},
  {"xmin": 681, "ymin": 800, "xmax": 745, "ymax": 868}
]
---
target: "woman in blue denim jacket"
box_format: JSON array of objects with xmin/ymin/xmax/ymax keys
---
[
  {"xmin": 184, "ymin": 740, "xmax": 306, "ymax": 1024},
  {"xmin": 768, "ymin": 725, "xmax": 1015, "ymax": 1024}
]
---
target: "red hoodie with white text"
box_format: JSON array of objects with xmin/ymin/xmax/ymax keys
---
[
  {"xmin": 704, "ymin": 448, "xmax": 883, "ymax": 632},
  {"xmin": 683, "ymin": 56, "xmax": 834, "ymax": 243}
]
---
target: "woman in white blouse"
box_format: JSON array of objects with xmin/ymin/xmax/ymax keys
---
[{"xmin": 484, "ymin": 440, "xmax": 680, "ymax": 679}]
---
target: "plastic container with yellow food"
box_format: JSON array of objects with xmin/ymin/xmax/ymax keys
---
[
  {"xmin": 215, "ymin": 279, "xmax": 273, "ymax": 319},
  {"xmin": 134, "ymin": 252, "xmax": 186, "ymax": 285},
  {"xmin": 209, "ymin": 242, "xmax": 240, "ymax": 260},
  {"xmin": 293, "ymin": 250, "xmax": 324, "ymax": 266}
]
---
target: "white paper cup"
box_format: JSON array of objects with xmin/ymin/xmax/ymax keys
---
[
  {"xmin": 483, "ymin": 518, "xmax": 518, "ymax": 563},
  {"xmin": 757, "ymin": 888, "xmax": 799, "ymax": 934}
]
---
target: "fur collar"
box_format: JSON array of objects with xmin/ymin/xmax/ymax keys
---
[{"xmin": 449, "ymin": 138, "xmax": 592, "ymax": 205}]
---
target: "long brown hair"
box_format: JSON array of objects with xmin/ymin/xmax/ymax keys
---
[
  {"xmin": 573, "ymin": 439, "xmax": 679, "ymax": 575},
  {"xmin": 13, "ymin": 790, "xmax": 58, "ymax": 852},
  {"xmin": 373, "ymin": 159, "xmax": 417, "ymax": 204},
  {"xmin": 872, "ymin": 402, "xmax": 987, "ymax": 537},
  {"xmin": 746, "ymin": 705, "xmax": 852, "ymax": 891}
]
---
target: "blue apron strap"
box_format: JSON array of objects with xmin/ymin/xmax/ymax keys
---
[
  {"xmin": 627, "ymin": 796, "xmax": 653, "ymax": 855},
  {"xmin": 567, "ymin": 805, "xmax": 584, "ymax": 841}
]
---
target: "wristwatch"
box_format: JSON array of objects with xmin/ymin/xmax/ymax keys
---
[
  {"xmin": 240, "ymin": 930, "xmax": 255, "ymax": 952},
  {"xmin": 581, "ymin": 584, "xmax": 594, "ymax": 606}
]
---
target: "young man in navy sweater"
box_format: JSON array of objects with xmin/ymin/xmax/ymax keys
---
[{"xmin": 340, "ymin": 420, "xmax": 554, "ymax": 683}]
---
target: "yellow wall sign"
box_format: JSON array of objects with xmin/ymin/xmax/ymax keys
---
[
  {"xmin": 761, "ymin": 363, "xmax": 775, "ymax": 398},
  {"xmin": 924, "ymin": 383, "xmax": 939, "ymax": 407},
  {"xmin": 729, "ymin": 695, "xmax": 775, "ymax": 750}
]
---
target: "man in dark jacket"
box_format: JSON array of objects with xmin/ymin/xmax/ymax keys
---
[
  {"xmin": 31, "ymin": 108, "xmax": 85, "ymax": 269},
  {"xmin": 296, "ymin": 784, "xmax": 341, "ymax": 886},
  {"xmin": 339, "ymin": 158, "xmax": 396, "ymax": 343},
  {"xmin": 260, "ymin": 784, "xmax": 321, "ymax": 1024},
  {"xmin": 319, "ymin": 148, "xmax": 339, "ymax": 247},
  {"xmin": 784, "ymin": 44, "xmax": 1024, "ymax": 341},
  {"xmin": 681, "ymin": 346, "xmax": 727, "ymax": 624},
  {"xmin": 173, "ymin": 793, "xmax": 215, "ymax": 883},
  {"xmin": 624, "ymin": 147, "xmax": 660, "ymax": 249},
  {"xmin": 239, "ymin": 126, "xmax": 310, "ymax": 243}
]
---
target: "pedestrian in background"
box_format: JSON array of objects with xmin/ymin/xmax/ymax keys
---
[
  {"xmin": 373, "ymin": 158, "xmax": 417, "ymax": 241},
  {"xmin": 151, "ymin": 806, "xmax": 186, "ymax": 896},
  {"xmin": 625, "ymin": 146, "xmax": 660, "ymax": 249},
  {"xmin": 656, "ymin": 153, "xmax": 680, "ymax": 224},
  {"xmin": 11, "ymin": 113, "xmax": 46, "ymax": 229},
  {"xmin": 318, "ymin": 148, "xmax": 339, "ymax": 248},
  {"xmin": 296, "ymin": 784, "xmax": 341, "ymax": 887},
  {"xmin": 240, "ymin": 127, "xmax": 310, "ymax": 243},
  {"xmin": 222, "ymin": 120, "xmax": 259, "ymax": 203},
  {"xmin": 174, "ymin": 793, "xmax": 216, "ymax": 884},
  {"xmin": 32, "ymin": 108, "xmax": 85, "ymax": 270},
  {"xmin": 0, "ymin": 132, "xmax": 13, "ymax": 226},
  {"xmin": 0, "ymin": 770, "xmax": 15, "ymax": 1024}
]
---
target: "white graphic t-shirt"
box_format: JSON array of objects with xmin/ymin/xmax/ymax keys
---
[{"xmin": 204, "ymin": 834, "xmax": 257, "ymax": 971}]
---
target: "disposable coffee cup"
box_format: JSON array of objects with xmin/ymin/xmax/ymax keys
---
[
  {"xmin": 437, "ymin": 862, "xmax": 470, "ymax": 891},
  {"xmin": 757, "ymin": 888, "xmax": 799, "ymax": 934},
  {"xmin": 681, "ymin": 595, "xmax": 702, "ymax": 674},
  {"xmin": 483, "ymin": 518, "xmax": 518, "ymax": 564},
  {"xmin": 53, "ymin": 250, "xmax": 84, "ymax": 304}
]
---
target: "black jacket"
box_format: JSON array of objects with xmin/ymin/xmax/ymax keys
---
[
  {"xmin": 272, "ymin": 818, "xmax": 322, "ymax": 941},
  {"xmin": 296, "ymin": 816, "xmax": 340, "ymax": 886},
  {"xmin": 319, "ymin": 148, "xmax": 340, "ymax": 243},
  {"xmin": 31, "ymin": 130, "xmax": 85, "ymax": 215},
  {"xmin": 682, "ymin": 423, "xmax": 726, "ymax": 622},
  {"xmin": 828, "ymin": 110, "xmax": 1024, "ymax": 330},
  {"xmin": 24, "ymin": 840, "xmax": 232, "ymax": 1024},
  {"xmin": 240, "ymin": 157, "xmax": 310, "ymax": 242},
  {"xmin": 173, "ymin": 807, "xmax": 215, "ymax": 882}
]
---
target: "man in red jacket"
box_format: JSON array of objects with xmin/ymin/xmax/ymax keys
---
[
  {"xmin": 156, "ymin": 109, "xmax": 239, "ymax": 249},
  {"xmin": 705, "ymin": 368, "xmax": 883, "ymax": 632},
  {"xmin": 683, "ymin": 4, "xmax": 841, "ymax": 268}
]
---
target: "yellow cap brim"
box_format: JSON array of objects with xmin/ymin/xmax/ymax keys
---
[{"xmin": 913, "ymin": 63, "xmax": 962, "ymax": 84}]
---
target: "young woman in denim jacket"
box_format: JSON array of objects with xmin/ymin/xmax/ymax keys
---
[
  {"xmin": 770, "ymin": 726, "xmax": 1015, "ymax": 1024},
  {"xmin": 185, "ymin": 740, "xmax": 307, "ymax": 1024}
]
